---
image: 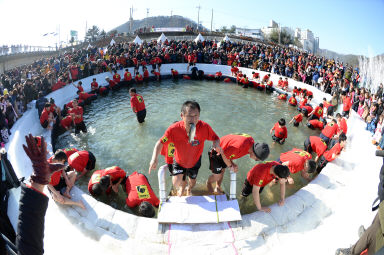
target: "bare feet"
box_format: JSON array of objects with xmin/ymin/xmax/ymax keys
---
[
  {"xmin": 206, "ymin": 180, "xmax": 214, "ymax": 193},
  {"xmin": 185, "ymin": 186, "xmax": 192, "ymax": 196},
  {"xmin": 214, "ymin": 185, "xmax": 224, "ymax": 195},
  {"xmin": 78, "ymin": 200, "xmax": 86, "ymax": 210}
]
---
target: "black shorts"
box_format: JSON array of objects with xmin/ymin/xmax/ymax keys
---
[
  {"xmin": 188, "ymin": 62, "xmax": 195, "ymax": 67},
  {"xmin": 86, "ymin": 151, "xmax": 96, "ymax": 171},
  {"xmin": 307, "ymin": 123, "xmax": 314, "ymax": 129},
  {"xmin": 272, "ymin": 135, "xmax": 285, "ymax": 144},
  {"xmin": 319, "ymin": 133, "xmax": 330, "ymax": 144},
  {"xmin": 172, "ymin": 156, "xmax": 202, "ymax": 180},
  {"xmin": 308, "ymin": 115, "xmax": 319, "ymax": 121},
  {"xmin": 304, "ymin": 137, "xmax": 312, "ymax": 153},
  {"xmin": 53, "ymin": 177, "xmax": 67, "ymax": 195},
  {"xmin": 208, "ymin": 149, "xmax": 227, "ymax": 174},
  {"xmin": 167, "ymin": 163, "xmax": 174, "ymax": 176},
  {"xmin": 293, "ymin": 121, "xmax": 299, "ymax": 127},
  {"xmin": 241, "ymin": 179, "xmax": 264, "ymax": 197},
  {"xmin": 342, "ymin": 110, "xmax": 350, "ymax": 118},
  {"xmin": 136, "ymin": 109, "xmax": 146, "ymax": 123},
  {"xmin": 75, "ymin": 121, "xmax": 87, "ymax": 134}
]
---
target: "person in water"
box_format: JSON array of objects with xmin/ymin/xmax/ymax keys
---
[
  {"xmin": 148, "ymin": 100, "xmax": 221, "ymax": 196},
  {"xmin": 129, "ymin": 88, "xmax": 146, "ymax": 123}
]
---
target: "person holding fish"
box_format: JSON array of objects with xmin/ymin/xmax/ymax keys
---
[{"xmin": 148, "ymin": 100, "xmax": 222, "ymax": 196}]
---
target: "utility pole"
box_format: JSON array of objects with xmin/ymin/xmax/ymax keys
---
[
  {"xmin": 85, "ymin": 21, "xmax": 87, "ymax": 42},
  {"xmin": 146, "ymin": 8, "xmax": 149, "ymax": 28},
  {"xmin": 129, "ymin": 6, "xmax": 133, "ymax": 33},
  {"xmin": 210, "ymin": 8, "xmax": 213, "ymax": 32},
  {"xmin": 278, "ymin": 23, "xmax": 281, "ymax": 45},
  {"xmin": 196, "ymin": 5, "xmax": 201, "ymax": 31}
]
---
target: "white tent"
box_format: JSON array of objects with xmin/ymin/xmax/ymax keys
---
[
  {"xmin": 133, "ymin": 35, "xmax": 143, "ymax": 45},
  {"xmin": 194, "ymin": 33, "xmax": 205, "ymax": 43},
  {"xmin": 157, "ymin": 33, "xmax": 168, "ymax": 43},
  {"xmin": 109, "ymin": 39, "xmax": 116, "ymax": 46},
  {"xmin": 223, "ymin": 35, "xmax": 231, "ymax": 42}
]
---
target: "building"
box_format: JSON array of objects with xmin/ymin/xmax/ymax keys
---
[
  {"xmin": 261, "ymin": 20, "xmax": 294, "ymax": 43},
  {"xmin": 235, "ymin": 28, "xmax": 264, "ymax": 40}
]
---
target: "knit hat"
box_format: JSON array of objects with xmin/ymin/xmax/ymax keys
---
[{"xmin": 253, "ymin": 143, "xmax": 270, "ymax": 161}]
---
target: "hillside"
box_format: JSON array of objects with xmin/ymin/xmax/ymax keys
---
[
  {"xmin": 113, "ymin": 15, "xmax": 205, "ymax": 33},
  {"xmin": 317, "ymin": 48, "xmax": 361, "ymax": 67}
]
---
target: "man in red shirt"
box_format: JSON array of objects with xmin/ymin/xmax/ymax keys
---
[
  {"xmin": 39, "ymin": 103, "xmax": 54, "ymax": 129},
  {"xmin": 151, "ymin": 70, "xmax": 161, "ymax": 81},
  {"xmin": 308, "ymin": 103, "xmax": 324, "ymax": 120},
  {"xmin": 288, "ymin": 94, "xmax": 298, "ymax": 106},
  {"xmin": 304, "ymin": 136, "xmax": 328, "ymax": 161},
  {"xmin": 207, "ymin": 133, "xmax": 270, "ymax": 194},
  {"xmin": 320, "ymin": 119, "xmax": 339, "ymax": 144},
  {"xmin": 90, "ymin": 78, "xmax": 99, "ymax": 94},
  {"xmin": 67, "ymin": 99, "xmax": 87, "ymax": 134},
  {"xmin": 307, "ymin": 118, "xmax": 326, "ymax": 130},
  {"xmin": 51, "ymin": 115, "xmax": 74, "ymax": 151},
  {"xmin": 68, "ymin": 150, "xmax": 96, "ymax": 180},
  {"xmin": 77, "ymin": 90, "xmax": 97, "ymax": 105},
  {"xmin": 341, "ymin": 91, "xmax": 352, "ymax": 118},
  {"xmin": 317, "ymin": 133, "xmax": 347, "ymax": 173},
  {"xmin": 279, "ymin": 148, "xmax": 316, "ymax": 182},
  {"xmin": 129, "ymin": 88, "xmax": 146, "ymax": 123},
  {"xmin": 88, "ymin": 166, "xmax": 126, "ymax": 196},
  {"xmin": 112, "ymin": 70, "xmax": 121, "ymax": 84},
  {"xmin": 336, "ymin": 113, "xmax": 348, "ymax": 135},
  {"xmin": 289, "ymin": 112, "xmax": 304, "ymax": 127},
  {"xmin": 105, "ymin": 77, "xmax": 118, "ymax": 90},
  {"xmin": 171, "ymin": 68, "xmax": 179, "ymax": 79},
  {"xmin": 124, "ymin": 171, "xmax": 159, "ymax": 217},
  {"xmin": 148, "ymin": 101, "xmax": 221, "ymax": 196},
  {"xmin": 270, "ymin": 118, "xmax": 287, "ymax": 144},
  {"xmin": 241, "ymin": 162, "xmax": 289, "ymax": 213},
  {"xmin": 47, "ymin": 150, "xmax": 85, "ymax": 209},
  {"xmin": 123, "ymin": 69, "xmax": 132, "ymax": 87}
]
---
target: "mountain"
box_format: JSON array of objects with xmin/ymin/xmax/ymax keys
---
[
  {"xmin": 112, "ymin": 15, "xmax": 204, "ymax": 33},
  {"xmin": 317, "ymin": 48, "xmax": 362, "ymax": 67}
]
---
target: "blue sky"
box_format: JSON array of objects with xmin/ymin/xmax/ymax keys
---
[{"xmin": 0, "ymin": 0, "xmax": 383, "ymax": 56}]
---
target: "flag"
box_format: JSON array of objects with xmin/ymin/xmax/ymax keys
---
[{"xmin": 43, "ymin": 33, "xmax": 48, "ymax": 36}]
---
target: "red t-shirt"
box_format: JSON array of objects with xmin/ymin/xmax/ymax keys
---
[
  {"xmin": 40, "ymin": 109, "xmax": 49, "ymax": 125},
  {"xmin": 79, "ymin": 92, "xmax": 95, "ymax": 101},
  {"xmin": 154, "ymin": 71, "xmax": 160, "ymax": 77},
  {"xmin": 63, "ymin": 148, "xmax": 79, "ymax": 158},
  {"xmin": 220, "ymin": 134, "xmax": 254, "ymax": 160},
  {"xmin": 272, "ymin": 123, "xmax": 287, "ymax": 139},
  {"xmin": 88, "ymin": 166, "xmax": 126, "ymax": 194},
  {"xmin": 49, "ymin": 170, "xmax": 62, "ymax": 186},
  {"xmin": 247, "ymin": 161, "xmax": 280, "ymax": 187},
  {"xmin": 160, "ymin": 120, "xmax": 219, "ymax": 168},
  {"xmin": 171, "ymin": 70, "xmax": 179, "ymax": 76},
  {"xmin": 143, "ymin": 70, "xmax": 149, "ymax": 78},
  {"xmin": 68, "ymin": 106, "xmax": 83, "ymax": 124},
  {"xmin": 113, "ymin": 73, "xmax": 121, "ymax": 83},
  {"xmin": 280, "ymin": 149, "xmax": 311, "ymax": 174},
  {"xmin": 91, "ymin": 81, "xmax": 99, "ymax": 90},
  {"xmin": 68, "ymin": 151, "xmax": 90, "ymax": 172},
  {"xmin": 60, "ymin": 115, "xmax": 73, "ymax": 129},
  {"xmin": 160, "ymin": 142, "xmax": 175, "ymax": 164},
  {"xmin": 294, "ymin": 113, "xmax": 303, "ymax": 123},
  {"xmin": 125, "ymin": 171, "xmax": 159, "ymax": 208},
  {"xmin": 309, "ymin": 119, "xmax": 325, "ymax": 130},
  {"xmin": 124, "ymin": 72, "xmax": 132, "ymax": 81},
  {"xmin": 343, "ymin": 96, "xmax": 352, "ymax": 111},
  {"xmin": 323, "ymin": 143, "xmax": 342, "ymax": 162},
  {"xmin": 288, "ymin": 97, "xmax": 297, "ymax": 106},
  {"xmin": 338, "ymin": 118, "xmax": 347, "ymax": 134},
  {"xmin": 313, "ymin": 106, "xmax": 324, "ymax": 118},
  {"xmin": 108, "ymin": 80, "xmax": 117, "ymax": 88},
  {"xmin": 309, "ymin": 136, "xmax": 328, "ymax": 156},
  {"xmin": 321, "ymin": 122, "xmax": 339, "ymax": 138},
  {"xmin": 130, "ymin": 94, "xmax": 145, "ymax": 112},
  {"xmin": 278, "ymin": 94, "xmax": 287, "ymax": 100}
]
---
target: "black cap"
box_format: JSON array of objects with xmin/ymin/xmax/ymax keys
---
[{"xmin": 253, "ymin": 143, "xmax": 270, "ymax": 161}]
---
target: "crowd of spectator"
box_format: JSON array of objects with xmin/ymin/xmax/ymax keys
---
[{"xmin": 0, "ymin": 35, "xmax": 376, "ymax": 147}]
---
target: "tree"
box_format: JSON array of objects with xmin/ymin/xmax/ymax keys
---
[
  {"xmin": 220, "ymin": 26, "xmax": 229, "ymax": 33},
  {"xmin": 108, "ymin": 29, "xmax": 118, "ymax": 37},
  {"xmin": 229, "ymin": 25, "xmax": 236, "ymax": 33},
  {"xmin": 85, "ymin": 25, "xmax": 100, "ymax": 42},
  {"xmin": 268, "ymin": 28, "xmax": 293, "ymax": 45},
  {"xmin": 294, "ymin": 37, "xmax": 303, "ymax": 48}
]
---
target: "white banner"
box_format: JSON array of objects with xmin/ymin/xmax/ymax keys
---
[{"xmin": 152, "ymin": 27, "xmax": 186, "ymax": 32}]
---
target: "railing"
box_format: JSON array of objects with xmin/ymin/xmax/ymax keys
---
[
  {"xmin": 0, "ymin": 46, "xmax": 58, "ymax": 56},
  {"xmin": 157, "ymin": 164, "xmax": 237, "ymax": 201}
]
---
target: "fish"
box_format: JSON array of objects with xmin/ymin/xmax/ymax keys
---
[{"xmin": 188, "ymin": 123, "xmax": 196, "ymax": 143}]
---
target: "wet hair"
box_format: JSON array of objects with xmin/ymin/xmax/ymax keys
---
[
  {"xmin": 307, "ymin": 160, "xmax": 316, "ymax": 173},
  {"xmin": 332, "ymin": 119, "xmax": 337, "ymax": 124},
  {"xmin": 92, "ymin": 183, "xmax": 103, "ymax": 196},
  {"xmin": 274, "ymin": 165, "xmax": 290, "ymax": 178},
  {"xmin": 181, "ymin": 100, "xmax": 200, "ymax": 114},
  {"xmin": 53, "ymin": 150, "xmax": 68, "ymax": 162},
  {"xmin": 323, "ymin": 97, "xmax": 327, "ymax": 101},
  {"xmin": 125, "ymin": 69, "xmax": 128, "ymax": 72},
  {"xmin": 78, "ymin": 81, "xmax": 82, "ymax": 85},
  {"xmin": 278, "ymin": 118, "xmax": 286, "ymax": 126},
  {"xmin": 49, "ymin": 98, "xmax": 55, "ymax": 104},
  {"xmin": 99, "ymin": 175, "xmax": 111, "ymax": 190},
  {"xmin": 336, "ymin": 113, "xmax": 342, "ymax": 118},
  {"xmin": 138, "ymin": 201, "xmax": 155, "ymax": 218},
  {"xmin": 129, "ymin": 88, "xmax": 137, "ymax": 93},
  {"xmin": 319, "ymin": 103, "xmax": 323, "ymax": 108},
  {"xmin": 339, "ymin": 133, "xmax": 347, "ymax": 142},
  {"xmin": 44, "ymin": 102, "xmax": 51, "ymax": 108}
]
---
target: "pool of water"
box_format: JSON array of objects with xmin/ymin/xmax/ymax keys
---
[{"xmin": 55, "ymin": 79, "xmax": 320, "ymax": 215}]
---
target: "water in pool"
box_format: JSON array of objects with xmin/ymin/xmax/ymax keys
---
[{"xmin": 55, "ymin": 79, "xmax": 320, "ymax": 215}]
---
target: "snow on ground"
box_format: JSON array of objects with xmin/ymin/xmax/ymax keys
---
[{"xmin": 6, "ymin": 64, "xmax": 380, "ymax": 254}]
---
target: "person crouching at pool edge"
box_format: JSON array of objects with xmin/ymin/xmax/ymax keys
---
[{"xmin": 241, "ymin": 162, "xmax": 290, "ymax": 213}]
